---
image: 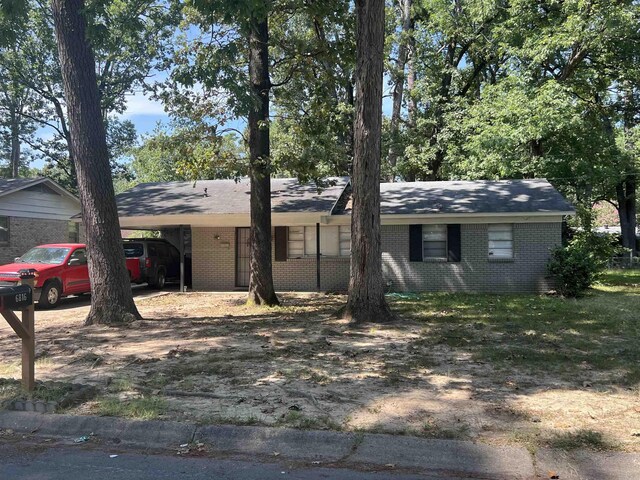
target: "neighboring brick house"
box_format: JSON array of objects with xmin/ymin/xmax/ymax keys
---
[
  {"xmin": 0, "ymin": 178, "xmax": 81, "ymax": 265},
  {"xmin": 115, "ymin": 177, "xmax": 574, "ymax": 293}
]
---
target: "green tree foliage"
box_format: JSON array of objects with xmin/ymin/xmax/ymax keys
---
[
  {"xmin": 127, "ymin": 124, "xmax": 245, "ymax": 185},
  {"xmin": 548, "ymin": 232, "xmax": 621, "ymax": 297},
  {"xmin": 269, "ymin": 1, "xmax": 355, "ymax": 181},
  {"xmin": 379, "ymin": 0, "xmax": 638, "ymax": 246},
  {"xmin": 0, "ymin": 0, "xmax": 180, "ymax": 186},
  {"xmin": 387, "ymin": 0, "xmax": 510, "ymax": 181}
]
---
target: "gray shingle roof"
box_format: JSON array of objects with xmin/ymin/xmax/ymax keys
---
[
  {"xmin": 378, "ymin": 179, "xmax": 574, "ymax": 215},
  {"xmin": 116, "ymin": 177, "xmax": 350, "ymax": 217},
  {"xmin": 0, "ymin": 177, "xmax": 44, "ymax": 197}
]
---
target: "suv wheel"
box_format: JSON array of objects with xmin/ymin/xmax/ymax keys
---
[
  {"xmin": 40, "ymin": 281, "xmax": 61, "ymax": 309},
  {"xmin": 150, "ymin": 269, "xmax": 166, "ymax": 290}
]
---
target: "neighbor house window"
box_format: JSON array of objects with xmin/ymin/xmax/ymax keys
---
[
  {"xmin": 0, "ymin": 216, "xmax": 8, "ymax": 245},
  {"xmin": 422, "ymin": 224, "xmax": 447, "ymax": 259},
  {"xmin": 68, "ymin": 222, "xmax": 80, "ymax": 243},
  {"xmin": 287, "ymin": 226, "xmax": 350, "ymax": 258},
  {"xmin": 488, "ymin": 224, "xmax": 514, "ymax": 258}
]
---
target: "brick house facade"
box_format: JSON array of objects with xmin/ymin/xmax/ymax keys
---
[
  {"xmin": 190, "ymin": 222, "xmax": 561, "ymax": 294},
  {"xmin": 0, "ymin": 178, "xmax": 81, "ymax": 265},
  {"xmin": 0, "ymin": 217, "xmax": 77, "ymax": 265},
  {"xmin": 117, "ymin": 177, "xmax": 574, "ymax": 294}
]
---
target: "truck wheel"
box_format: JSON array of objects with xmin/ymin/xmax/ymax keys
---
[
  {"xmin": 40, "ymin": 281, "xmax": 62, "ymax": 309},
  {"xmin": 150, "ymin": 269, "xmax": 166, "ymax": 290}
]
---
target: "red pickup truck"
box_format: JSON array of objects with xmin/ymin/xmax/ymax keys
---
[{"xmin": 0, "ymin": 243, "xmax": 141, "ymax": 308}]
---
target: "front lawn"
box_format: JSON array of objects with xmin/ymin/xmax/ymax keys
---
[
  {"xmin": 392, "ymin": 269, "xmax": 640, "ymax": 386},
  {"xmin": 0, "ymin": 270, "xmax": 638, "ymax": 452}
]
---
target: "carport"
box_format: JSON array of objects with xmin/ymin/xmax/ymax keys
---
[
  {"xmin": 119, "ymin": 223, "xmax": 192, "ymax": 292},
  {"xmin": 112, "ymin": 178, "xmax": 351, "ymax": 292}
]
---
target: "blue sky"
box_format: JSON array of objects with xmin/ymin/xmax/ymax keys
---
[
  {"xmin": 120, "ymin": 90, "xmax": 169, "ymax": 137},
  {"xmin": 117, "ymin": 81, "xmax": 396, "ymax": 139},
  {"xmin": 31, "ymin": 90, "xmax": 169, "ymax": 169}
]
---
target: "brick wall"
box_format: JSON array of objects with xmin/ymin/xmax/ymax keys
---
[
  {"xmin": 273, "ymin": 254, "xmax": 350, "ymax": 292},
  {"xmin": 381, "ymin": 223, "xmax": 560, "ymax": 293},
  {"xmin": 191, "ymin": 222, "xmax": 561, "ymax": 293},
  {"xmin": 191, "ymin": 226, "xmax": 350, "ymax": 291},
  {"xmin": 0, "ymin": 217, "xmax": 71, "ymax": 265},
  {"xmin": 192, "ymin": 227, "xmax": 236, "ymax": 290}
]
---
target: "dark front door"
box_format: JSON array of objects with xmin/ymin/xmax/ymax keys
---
[{"xmin": 236, "ymin": 227, "xmax": 250, "ymax": 288}]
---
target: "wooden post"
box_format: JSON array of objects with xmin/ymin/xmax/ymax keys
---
[
  {"xmin": 316, "ymin": 222, "xmax": 321, "ymax": 291},
  {"xmin": 20, "ymin": 276, "xmax": 36, "ymax": 392},
  {"xmin": 0, "ymin": 276, "xmax": 36, "ymax": 391},
  {"xmin": 179, "ymin": 225, "xmax": 185, "ymax": 292},
  {"xmin": 21, "ymin": 304, "xmax": 35, "ymax": 391}
]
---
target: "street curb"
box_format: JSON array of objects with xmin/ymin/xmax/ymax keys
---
[
  {"xmin": 351, "ymin": 434, "xmax": 535, "ymax": 479},
  {"xmin": 2, "ymin": 411, "xmax": 639, "ymax": 479},
  {"xmin": 0, "ymin": 411, "xmax": 535, "ymax": 478},
  {"xmin": 0, "ymin": 411, "xmax": 196, "ymax": 448},
  {"xmin": 195, "ymin": 424, "xmax": 358, "ymax": 462}
]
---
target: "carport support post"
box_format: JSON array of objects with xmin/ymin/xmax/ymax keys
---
[
  {"xmin": 316, "ymin": 222, "xmax": 321, "ymax": 291},
  {"xmin": 179, "ymin": 225, "xmax": 185, "ymax": 292}
]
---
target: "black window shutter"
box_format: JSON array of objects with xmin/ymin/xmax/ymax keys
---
[
  {"xmin": 409, "ymin": 224, "xmax": 423, "ymax": 262},
  {"xmin": 274, "ymin": 226, "xmax": 287, "ymax": 262},
  {"xmin": 447, "ymin": 224, "xmax": 461, "ymax": 262}
]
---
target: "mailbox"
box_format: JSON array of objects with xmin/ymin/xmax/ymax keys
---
[
  {"xmin": 0, "ymin": 279, "xmax": 35, "ymax": 391},
  {"xmin": 0, "ymin": 284, "xmax": 33, "ymax": 311}
]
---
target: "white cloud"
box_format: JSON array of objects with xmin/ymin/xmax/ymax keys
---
[{"xmin": 122, "ymin": 91, "xmax": 168, "ymax": 117}]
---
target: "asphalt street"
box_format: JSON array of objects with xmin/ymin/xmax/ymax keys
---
[{"xmin": 0, "ymin": 441, "xmax": 474, "ymax": 480}]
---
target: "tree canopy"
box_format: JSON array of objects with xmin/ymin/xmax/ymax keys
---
[{"xmin": 1, "ymin": 0, "xmax": 638, "ymax": 250}]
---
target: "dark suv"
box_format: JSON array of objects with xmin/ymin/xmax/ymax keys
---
[{"xmin": 123, "ymin": 238, "xmax": 181, "ymax": 289}]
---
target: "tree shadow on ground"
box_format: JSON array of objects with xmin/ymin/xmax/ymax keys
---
[{"xmin": 1, "ymin": 277, "xmax": 638, "ymax": 470}]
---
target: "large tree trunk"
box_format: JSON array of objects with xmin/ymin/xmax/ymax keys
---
[
  {"xmin": 617, "ymin": 176, "xmax": 637, "ymax": 256},
  {"xmin": 619, "ymin": 84, "xmax": 638, "ymax": 257},
  {"xmin": 247, "ymin": 15, "xmax": 279, "ymax": 306},
  {"xmin": 404, "ymin": 50, "xmax": 417, "ymax": 182},
  {"xmin": 9, "ymin": 104, "xmax": 20, "ymax": 178},
  {"xmin": 387, "ymin": 0, "xmax": 413, "ymax": 180},
  {"xmin": 51, "ymin": 0, "xmax": 141, "ymax": 325},
  {"xmin": 343, "ymin": 0, "xmax": 394, "ymax": 325},
  {"xmin": 406, "ymin": 36, "xmax": 417, "ymax": 130}
]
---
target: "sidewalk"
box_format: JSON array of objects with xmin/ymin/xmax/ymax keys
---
[{"xmin": 0, "ymin": 411, "xmax": 638, "ymax": 479}]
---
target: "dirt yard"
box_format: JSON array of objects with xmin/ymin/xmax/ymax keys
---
[{"xmin": 1, "ymin": 272, "xmax": 639, "ymax": 452}]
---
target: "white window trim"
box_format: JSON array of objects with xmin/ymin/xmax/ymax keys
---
[
  {"xmin": 287, "ymin": 226, "xmax": 350, "ymax": 258},
  {"xmin": 488, "ymin": 223, "xmax": 514, "ymax": 259},
  {"xmin": 422, "ymin": 224, "xmax": 447, "ymax": 260},
  {"xmin": 0, "ymin": 216, "xmax": 9, "ymax": 246},
  {"xmin": 68, "ymin": 222, "xmax": 80, "ymax": 243}
]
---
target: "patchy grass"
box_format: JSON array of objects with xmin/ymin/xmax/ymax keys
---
[
  {"xmin": 96, "ymin": 396, "xmax": 168, "ymax": 420},
  {"xmin": 390, "ymin": 270, "xmax": 640, "ymax": 385},
  {"xmin": 417, "ymin": 418, "xmax": 470, "ymax": 440},
  {"xmin": 1, "ymin": 272, "xmax": 639, "ymax": 452},
  {"xmin": 596, "ymin": 269, "xmax": 640, "ymax": 292},
  {"xmin": 0, "ymin": 379, "xmax": 76, "ymax": 405},
  {"xmin": 546, "ymin": 429, "xmax": 618, "ymax": 451},
  {"xmin": 0, "ymin": 379, "xmax": 21, "ymax": 405},
  {"xmin": 0, "ymin": 361, "xmax": 20, "ymax": 377}
]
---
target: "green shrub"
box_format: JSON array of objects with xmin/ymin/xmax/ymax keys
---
[{"xmin": 547, "ymin": 233, "xmax": 619, "ymax": 297}]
